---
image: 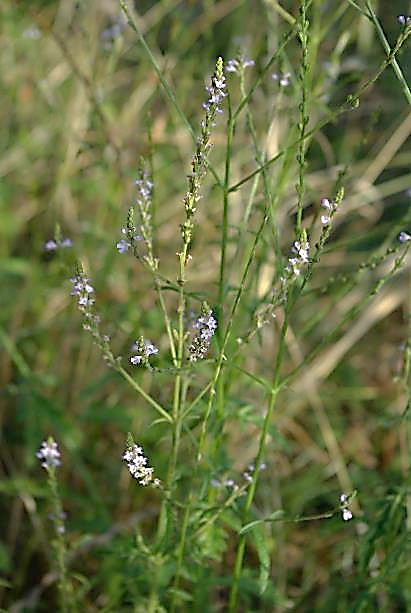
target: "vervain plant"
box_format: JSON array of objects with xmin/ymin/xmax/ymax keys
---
[{"xmin": 11, "ymin": 1, "xmax": 410, "ymax": 611}]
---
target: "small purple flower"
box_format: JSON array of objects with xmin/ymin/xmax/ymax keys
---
[
  {"xmin": 203, "ymin": 67, "xmax": 227, "ymax": 113},
  {"xmin": 37, "ymin": 438, "xmax": 61, "ymax": 470},
  {"xmin": 226, "ymin": 56, "xmax": 255, "ymax": 73},
  {"xmin": 60, "ymin": 238, "xmax": 73, "ymax": 248},
  {"xmin": 398, "ymin": 231, "xmax": 411, "ymax": 243},
  {"xmin": 188, "ymin": 305, "xmax": 217, "ymax": 362},
  {"xmin": 45, "ymin": 240, "xmax": 58, "ymax": 251},
  {"xmin": 193, "ymin": 311, "xmax": 217, "ymax": 340},
  {"xmin": 23, "ymin": 25, "xmax": 41, "ymax": 40},
  {"xmin": 44, "ymin": 237, "xmax": 73, "ymax": 252},
  {"xmin": 226, "ymin": 59, "xmax": 239, "ymax": 73},
  {"xmin": 130, "ymin": 338, "xmax": 159, "ymax": 366},
  {"xmin": 101, "ymin": 19, "xmax": 126, "ymax": 43},
  {"xmin": 116, "ymin": 238, "xmax": 131, "ymax": 253},
  {"xmin": 116, "ymin": 226, "xmax": 141, "ymax": 254},
  {"xmin": 135, "ymin": 175, "xmax": 153, "ymax": 199},
  {"xmin": 70, "ymin": 272, "xmax": 95, "ymax": 311}
]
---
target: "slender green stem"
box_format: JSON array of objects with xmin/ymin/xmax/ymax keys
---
[
  {"xmin": 154, "ymin": 278, "xmax": 177, "ymax": 364},
  {"xmin": 295, "ymin": 0, "xmax": 310, "ymax": 236},
  {"xmin": 218, "ymin": 95, "xmax": 234, "ymax": 320},
  {"xmin": 120, "ymin": 0, "xmax": 195, "ymax": 140},
  {"xmin": 120, "ymin": 0, "xmax": 222, "ymax": 187},
  {"xmin": 170, "ymin": 491, "xmax": 192, "ymax": 612},
  {"xmin": 228, "ymin": 26, "xmax": 411, "ymax": 195},
  {"xmin": 198, "ymin": 213, "xmax": 269, "ymax": 460},
  {"xmin": 48, "ymin": 467, "xmax": 75, "ymax": 613},
  {"xmin": 364, "ymin": 1, "xmax": 411, "ymax": 106},
  {"xmin": 116, "ymin": 365, "xmax": 172, "ymax": 422},
  {"xmin": 154, "ymin": 258, "xmax": 186, "ymax": 547},
  {"xmin": 233, "ymin": 29, "xmax": 296, "ymax": 121},
  {"xmin": 228, "ymin": 296, "xmax": 292, "ymax": 611},
  {"xmin": 240, "ymin": 65, "xmax": 282, "ymax": 264}
]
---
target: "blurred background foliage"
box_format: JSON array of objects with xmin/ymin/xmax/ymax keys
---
[{"xmin": 1, "ymin": 0, "xmax": 411, "ymax": 610}]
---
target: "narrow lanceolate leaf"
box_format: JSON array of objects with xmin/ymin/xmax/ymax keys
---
[{"xmin": 239, "ymin": 510, "xmax": 284, "ymax": 535}]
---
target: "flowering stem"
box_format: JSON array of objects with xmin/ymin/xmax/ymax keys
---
[{"xmin": 46, "ymin": 467, "xmax": 75, "ymax": 612}]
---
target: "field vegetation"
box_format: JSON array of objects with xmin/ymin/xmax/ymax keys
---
[{"xmin": 1, "ymin": 1, "xmax": 411, "ymax": 611}]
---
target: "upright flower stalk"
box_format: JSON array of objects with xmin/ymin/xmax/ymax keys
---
[
  {"xmin": 178, "ymin": 56, "xmax": 226, "ymax": 274},
  {"xmin": 174, "ymin": 55, "xmax": 225, "ymax": 439},
  {"xmin": 295, "ymin": 0, "xmax": 311, "ymax": 237},
  {"xmin": 70, "ymin": 262, "xmax": 171, "ymax": 423},
  {"xmin": 149, "ymin": 58, "xmax": 225, "ymax": 612},
  {"xmin": 117, "ymin": 162, "xmax": 178, "ymax": 365},
  {"xmin": 37, "ymin": 438, "xmax": 74, "ymax": 613}
]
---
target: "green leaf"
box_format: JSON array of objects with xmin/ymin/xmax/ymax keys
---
[{"xmin": 252, "ymin": 524, "xmax": 270, "ymax": 595}]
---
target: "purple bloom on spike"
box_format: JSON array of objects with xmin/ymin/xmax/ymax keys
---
[
  {"xmin": 70, "ymin": 272, "xmax": 95, "ymax": 311},
  {"xmin": 188, "ymin": 305, "xmax": 217, "ymax": 362},
  {"xmin": 130, "ymin": 337, "xmax": 159, "ymax": 366},
  {"xmin": 37, "ymin": 438, "xmax": 61, "ymax": 470},
  {"xmin": 45, "ymin": 240, "xmax": 58, "ymax": 252}
]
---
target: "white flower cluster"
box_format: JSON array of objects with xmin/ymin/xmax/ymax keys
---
[
  {"xmin": 320, "ymin": 197, "xmax": 338, "ymax": 226},
  {"xmin": 272, "ymin": 71, "xmax": 291, "ymax": 87},
  {"xmin": 226, "ymin": 56, "xmax": 255, "ymax": 73},
  {"xmin": 203, "ymin": 65, "xmax": 227, "ymax": 114},
  {"xmin": 340, "ymin": 493, "xmax": 353, "ymax": 521},
  {"xmin": 243, "ymin": 462, "xmax": 267, "ymax": 484},
  {"xmin": 188, "ymin": 307, "xmax": 217, "ymax": 362},
  {"xmin": 122, "ymin": 444, "xmax": 160, "ymax": 487},
  {"xmin": 36, "ymin": 439, "xmax": 61, "ymax": 470},
  {"xmin": 286, "ymin": 237, "xmax": 310, "ymax": 277},
  {"xmin": 116, "ymin": 170, "xmax": 153, "ymax": 255}
]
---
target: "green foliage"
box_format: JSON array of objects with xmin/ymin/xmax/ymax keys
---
[{"xmin": 1, "ymin": 0, "xmax": 411, "ymax": 611}]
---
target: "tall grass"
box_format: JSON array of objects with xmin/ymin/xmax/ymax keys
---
[{"xmin": 1, "ymin": 1, "xmax": 411, "ymax": 611}]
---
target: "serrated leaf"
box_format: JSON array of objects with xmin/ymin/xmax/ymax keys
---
[
  {"xmin": 252, "ymin": 524, "xmax": 270, "ymax": 595},
  {"xmin": 167, "ymin": 587, "xmax": 193, "ymax": 602}
]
